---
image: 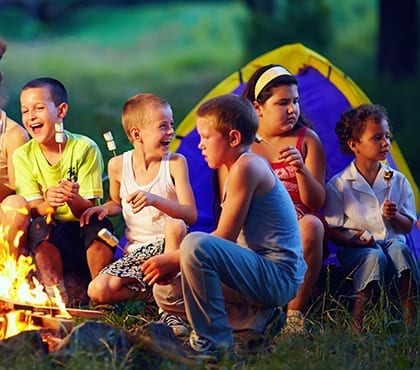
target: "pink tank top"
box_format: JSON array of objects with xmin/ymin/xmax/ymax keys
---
[
  {"xmin": 271, "ymin": 126, "xmax": 307, "ymax": 205},
  {"xmin": 271, "ymin": 126, "xmax": 330, "ymax": 257}
]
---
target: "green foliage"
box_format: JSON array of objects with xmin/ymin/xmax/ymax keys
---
[
  {"xmin": 0, "ymin": 1, "xmax": 419, "ymax": 198},
  {"xmin": 0, "ymin": 2, "xmax": 247, "ymax": 186},
  {"xmin": 243, "ymin": 0, "xmax": 334, "ymax": 59}
]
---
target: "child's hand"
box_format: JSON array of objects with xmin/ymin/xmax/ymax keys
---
[
  {"xmin": 58, "ymin": 179, "xmax": 80, "ymax": 204},
  {"xmin": 80, "ymin": 206, "xmax": 107, "ymax": 226},
  {"xmin": 142, "ymin": 253, "xmax": 179, "ymax": 285},
  {"xmin": 353, "ymin": 230, "xmax": 375, "ymax": 247},
  {"xmin": 382, "ymin": 199, "xmax": 398, "ymax": 219},
  {"xmin": 278, "ymin": 145, "xmax": 304, "ymax": 172},
  {"xmin": 126, "ymin": 190, "xmax": 155, "ymax": 213},
  {"xmin": 45, "ymin": 185, "xmax": 66, "ymax": 208}
]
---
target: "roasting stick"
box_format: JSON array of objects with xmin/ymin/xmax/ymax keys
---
[
  {"xmin": 383, "ymin": 166, "xmax": 394, "ymax": 200},
  {"xmin": 55, "ymin": 122, "xmax": 65, "ymax": 159},
  {"xmin": 97, "ymin": 228, "xmax": 125, "ymax": 254},
  {"xmin": 98, "ymin": 131, "xmax": 127, "ymax": 253},
  {"xmin": 255, "ymin": 132, "xmax": 272, "ymax": 147},
  {"xmin": 103, "ymin": 130, "xmax": 130, "ymax": 196},
  {"xmin": 45, "ymin": 123, "xmax": 66, "ymax": 224},
  {"xmin": 103, "ymin": 130, "xmax": 117, "ymax": 157}
]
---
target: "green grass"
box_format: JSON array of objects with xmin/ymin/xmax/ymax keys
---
[{"xmin": 0, "ymin": 290, "xmax": 418, "ymax": 369}]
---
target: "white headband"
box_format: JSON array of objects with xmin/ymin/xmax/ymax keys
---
[{"xmin": 254, "ymin": 66, "xmax": 292, "ymax": 98}]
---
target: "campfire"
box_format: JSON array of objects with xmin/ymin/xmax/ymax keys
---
[{"xmin": 0, "ymin": 214, "xmax": 104, "ymax": 345}]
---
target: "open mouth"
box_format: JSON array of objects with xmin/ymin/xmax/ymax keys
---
[
  {"xmin": 160, "ymin": 139, "xmax": 171, "ymax": 147},
  {"xmin": 30, "ymin": 123, "xmax": 43, "ymax": 134}
]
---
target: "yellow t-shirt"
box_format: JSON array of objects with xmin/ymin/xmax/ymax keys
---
[{"xmin": 13, "ymin": 131, "xmax": 104, "ymax": 222}]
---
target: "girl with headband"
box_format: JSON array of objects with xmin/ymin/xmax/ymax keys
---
[{"xmin": 242, "ymin": 64, "xmax": 328, "ymax": 335}]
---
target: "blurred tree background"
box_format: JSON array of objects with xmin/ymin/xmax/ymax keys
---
[{"xmin": 0, "ymin": 0, "xmax": 419, "ymax": 187}]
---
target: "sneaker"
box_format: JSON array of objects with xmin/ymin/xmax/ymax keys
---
[
  {"xmin": 282, "ymin": 309, "xmax": 307, "ymax": 335},
  {"xmin": 186, "ymin": 330, "xmax": 232, "ymax": 363},
  {"xmin": 159, "ymin": 311, "xmax": 190, "ymax": 337},
  {"xmin": 189, "ymin": 330, "xmax": 215, "ymax": 352},
  {"xmin": 236, "ymin": 306, "xmax": 286, "ymax": 354},
  {"xmin": 264, "ymin": 306, "xmax": 286, "ymax": 339}
]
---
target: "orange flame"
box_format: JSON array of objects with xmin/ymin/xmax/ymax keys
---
[
  {"xmin": 0, "ymin": 211, "xmax": 71, "ymax": 339},
  {"xmin": 45, "ymin": 207, "xmax": 54, "ymax": 225}
]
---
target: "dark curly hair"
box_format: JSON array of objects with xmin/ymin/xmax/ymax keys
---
[{"xmin": 335, "ymin": 104, "xmax": 391, "ymax": 155}]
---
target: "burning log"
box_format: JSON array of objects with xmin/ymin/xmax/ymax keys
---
[{"xmin": 0, "ymin": 296, "xmax": 105, "ymax": 341}]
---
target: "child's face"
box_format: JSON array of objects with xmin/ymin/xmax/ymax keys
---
[
  {"xmin": 255, "ymin": 84, "xmax": 300, "ymax": 135},
  {"xmin": 352, "ymin": 118, "xmax": 391, "ymax": 161},
  {"xmin": 139, "ymin": 105, "xmax": 174, "ymax": 155},
  {"xmin": 196, "ymin": 116, "xmax": 229, "ymax": 169},
  {"xmin": 20, "ymin": 87, "xmax": 66, "ymax": 144}
]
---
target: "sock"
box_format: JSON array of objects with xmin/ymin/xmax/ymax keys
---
[{"xmin": 45, "ymin": 281, "xmax": 68, "ymax": 304}]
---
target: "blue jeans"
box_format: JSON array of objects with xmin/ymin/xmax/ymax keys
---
[
  {"xmin": 154, "ymin": 232, "xmax": 300, "ymax": 348},
  {"xmin": 337, "ymin": 238, "xmax": 420, "ymax": 293}
]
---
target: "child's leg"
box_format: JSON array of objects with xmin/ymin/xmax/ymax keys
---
[
  {"xmin": 82, "ymin": 215, "xmax": 116, "ymax": 278},
  {"xmin": 286, "ymin": 214, "xmax": 324, "ymax": 332},
  {"xmin": 398, "ymin": 270, "xmax": 418, "ymax": 328},
  {"xmin": 88, "ymin": 273, "xmax": 148, "ymax": 304},
  {"xmin": 337, "ymin": 245, "xmax": 387, "ymax": 329},
  {"xmin": 352, "ymin": 281, "xmax": 380, "ymax": 330},
  {"xmin": 180, "ymin": 231, "xmax": 298, "ymax": 348},
  {"xmin": 382, "ymin": 239, "xmax": 419, "ymax": 328},
  {"xmin": 34, "ymin": 240, "xmax": 64, "ymax": 286},
  {"xmin": 0, "ymin": 194, "xmax": 30, "ymax": 257},
  {"xmin": 86, "ymin": 239, "xmax": 114, "ymax": 278},
  {"xmin": 164, "ymin": 218, "xmax": 187, "ymax": 253}
]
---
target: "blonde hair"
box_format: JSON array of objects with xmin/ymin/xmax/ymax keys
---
[{"xmin": 121, "ymin": 93, "xmax": 170, "ymax": 142}]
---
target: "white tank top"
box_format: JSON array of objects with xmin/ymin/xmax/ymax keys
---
[{"xmin": 120, "ymin": 150, "xmax": 177, "ymax": 252}]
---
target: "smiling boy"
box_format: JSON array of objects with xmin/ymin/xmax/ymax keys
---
[{"xmin": 13, "ymin": 77, "xmax": 114, "ymax": 304}]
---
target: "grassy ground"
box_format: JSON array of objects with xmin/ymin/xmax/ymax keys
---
[{"xmin": 1, "ymin": 288, "xmax": 418, "ymax": 369}]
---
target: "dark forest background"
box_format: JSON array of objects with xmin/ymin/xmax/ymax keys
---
[{"xmin": 0, "ymin": 0, "xmax": 419, "ymax": 186}]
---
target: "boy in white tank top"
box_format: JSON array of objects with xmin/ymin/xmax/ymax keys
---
[{"xmin": 80, "ymin": 93, "xmax": 197, "ymax": 335}]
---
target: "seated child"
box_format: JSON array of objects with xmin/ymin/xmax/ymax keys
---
[
  {"xmin": 323, "ymin": 103, "xmax": 419, "ymax": 329},
  {"xmin": 14, "ymin": 77, "xmax": 115, "ymax": 304},
  {"xmin": 80, "ymin": 93, "xmax": 197, "ymax": 334},
  {"xmin": 147, "ymin": 94, "xmax": 306, "ymax": 359}
]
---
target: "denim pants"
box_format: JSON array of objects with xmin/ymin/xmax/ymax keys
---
[
  {"xmin": 337, "ymin": 238, "xmax": 420, "ymax": 293},
  {"xmin": 154, "ymin": 232, "xmax": 300, "ymax": 348}
]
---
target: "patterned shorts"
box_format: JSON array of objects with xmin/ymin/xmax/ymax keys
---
[{"xmin": 99, "ymin": 239, "xmax": 165, "ymax": 292}]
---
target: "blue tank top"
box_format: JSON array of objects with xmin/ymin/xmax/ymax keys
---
[{"xmin": 237, "ymin": 176, "xmax": 306, "ymax": 284}]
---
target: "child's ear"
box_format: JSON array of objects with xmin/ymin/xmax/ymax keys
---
[
  {"xmin": 57, "ymin": 102, "xmax": 68, "ymax": 119},
  {"xmin": 229, "ymin": 129, "xmax": 241, "ymax": 147},
  {"xmin": 253, "ymin": 101, "xmax": 262, "ymax": 117},
  {"xmin": 348, "ymin": 138, "xmax": 359, "ymax": 154},
  {"xmin": 130, "ymin": 128, "xmax": 142, "ymax": 142}
]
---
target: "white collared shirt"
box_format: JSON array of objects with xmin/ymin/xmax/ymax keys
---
[{"xmin": 324, "ymin": 161, "xmax": 416, "ymax": 242}]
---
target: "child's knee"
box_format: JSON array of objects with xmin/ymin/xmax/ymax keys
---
[
  {"xmin": 165, "ymin": 218, "xmax": 187, "ymax": 237},
  {"xmin": 88, "ymin": 277, "xmax": 110, "ymax": 302}
]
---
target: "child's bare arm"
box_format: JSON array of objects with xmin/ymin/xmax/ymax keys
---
[
  {"xmin": 213, "ymin": 155, "xmax": 267, "ymax": 241},
  {"xmin": 128, "ymin": 153, "xmax": 197, "ymax": 225},
  {"xmin": 107, "ymin": 155, "xmax": 123, "ymax": 205},
  {"xmin": 168, "ymin": 153, "xmax": 197, "ymax": 225},
  {"xmin": 294, "ymin": 130, "xmax": 326, "ymax": 210}
]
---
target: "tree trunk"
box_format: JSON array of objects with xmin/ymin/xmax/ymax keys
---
[{"xmin": 378, "ymin": 0, "xmax": 418, "ymax": 78}]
